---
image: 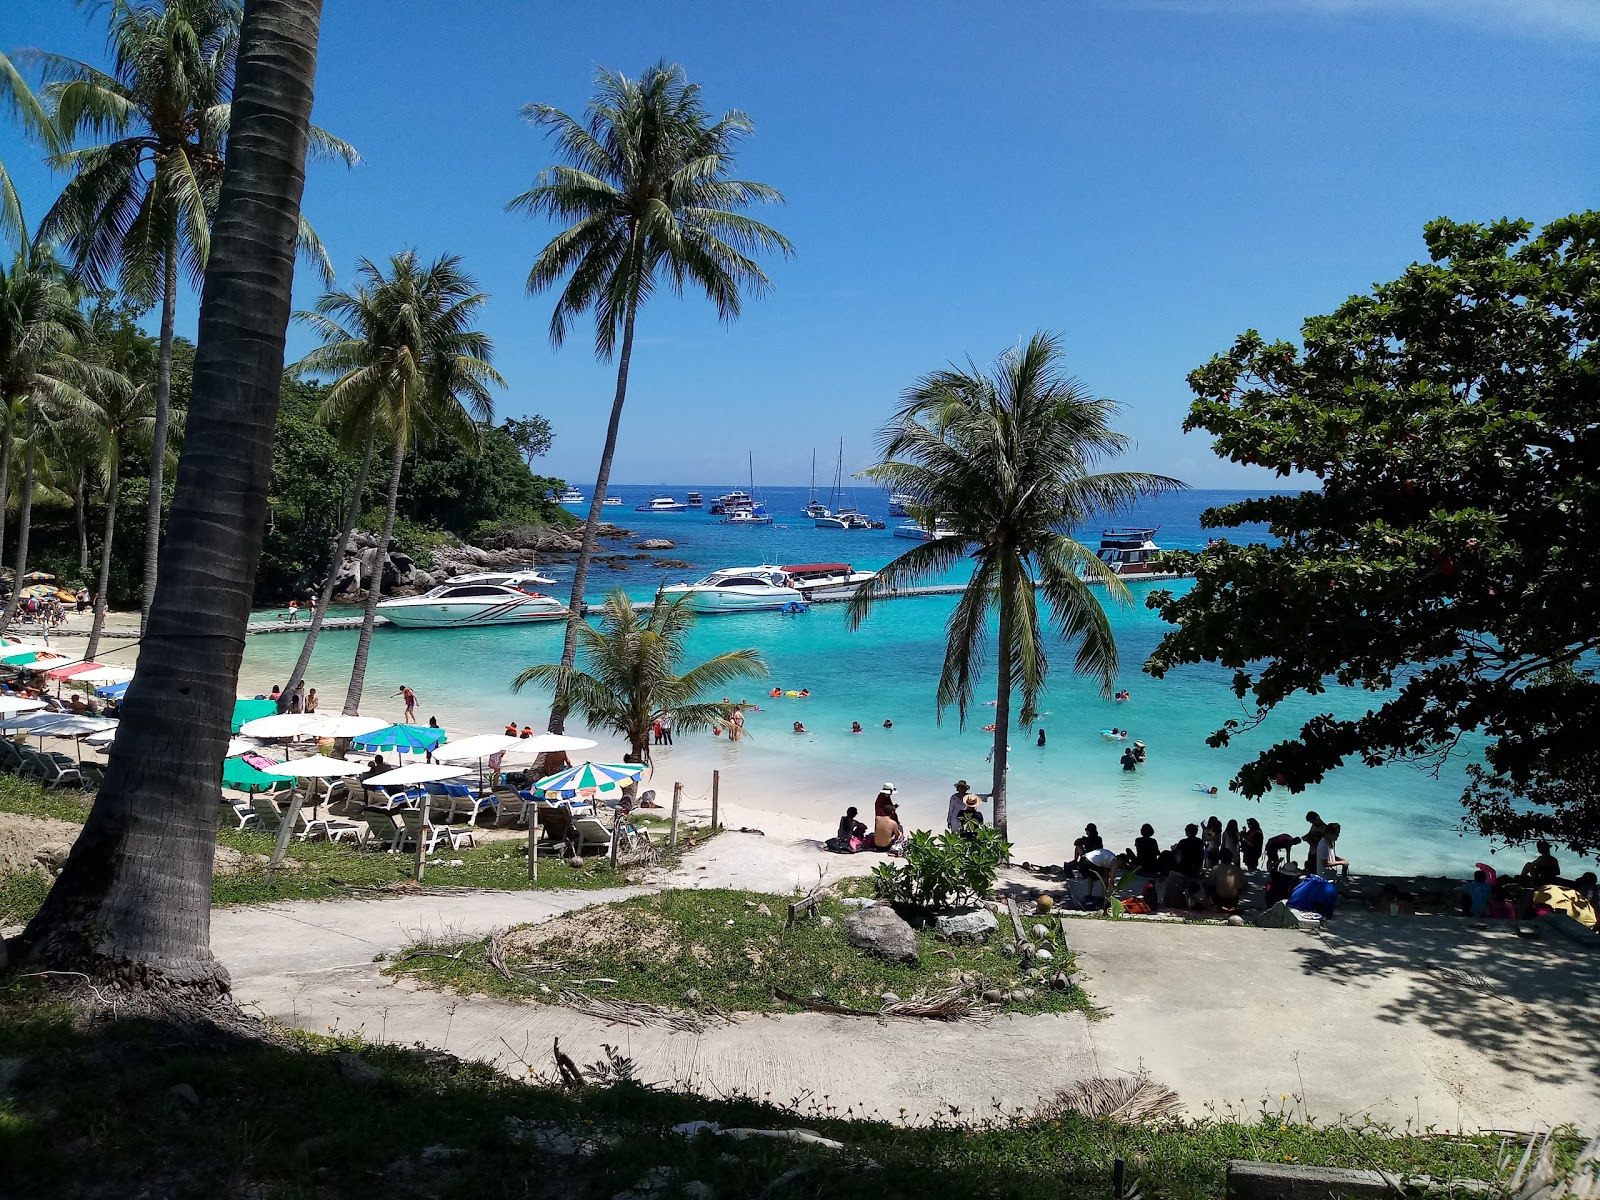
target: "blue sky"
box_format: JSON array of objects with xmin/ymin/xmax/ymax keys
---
[{"xmin": 7, "ymin": 0, "xmax": 1597, "ymax": 487}]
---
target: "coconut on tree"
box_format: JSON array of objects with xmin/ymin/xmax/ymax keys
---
[
  {"xmin": 27, "ymin": 0, "xmax": 356, "ymax": 629},
  {"xmin": 291, "ymin": 251, "xmax": 503, "ymax": 715},
  {"xmin": 849, "ymin": 332, "xmax": 1186, "ymax": 843},
  {"xmin": 509, "ymin": 60, "xmax": 792, "ymax": 747},
  {"xmin": 513, "ymin": 586, "xmax": 767, "ymax": 767}
]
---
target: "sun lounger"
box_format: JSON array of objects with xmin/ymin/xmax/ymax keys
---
[
  {"xmin": 400, "ymin": 807, "xmax": 475, "ymax": 855},
  {"xmin": 360, "ymin": 806, "xmax": 405, "ymax": 852},
  {"xmin": 249, "ymin": 792, "xmax": 358, "ymax": 842},
  {"xmin": 491, "ymin": 786, "xmax": 527, "ymax": 827},
  {"xmin": 0, "ymin": 740, "xmax": 24, "ymax": 773},
  {"xmin": 442, "ymin": 782, "xmax": 494, "ymax": 824},
  {"xmin": 569, "ymin": 815, "xmax": 614, "ymax": 856},
  {"xmin": 530, "ymin": 805, "xmax": 574, "ymax": 855},
  {"xmin": 221, "ymin": 791, "xmax": 257, "ymax": 830},
  {"xmin": 20, "ymin": 748, "xmax": 83, "ymax": 789}
]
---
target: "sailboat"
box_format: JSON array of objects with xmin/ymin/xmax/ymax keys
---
[
  {"xmin": 803, "ymin": 449, "xmax": 831, "ymax": 520},
  {"xmin": 815, "ymin": 440, "xmax": 884, "ymax": 529},
  {"xmin": 721, "ymin": 452, "xmax": 774, "ymax": 526}
]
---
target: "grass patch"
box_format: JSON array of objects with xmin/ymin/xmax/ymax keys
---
[
  {"xmin": 392, "ymin": 888, "xmax": 1092, "ymax": 1017},
  {"xmin": 0, "ymin": 989, "xmax": 1538, "ymax": 1200},
  {"xmin": 0, "ymin": 774, "xmax": 92, "ymax": 823}
]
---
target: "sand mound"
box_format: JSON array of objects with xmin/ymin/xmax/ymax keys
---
[
  {"xmin": 0, "ymin": 811, "xmax": 288, "ymax": 879},
  {"xmin": 503, "ymin": 902, "xmax": 680, "ymax": 961}
]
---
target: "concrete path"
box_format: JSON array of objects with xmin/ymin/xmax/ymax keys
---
[{"xmin": 213, "ymin": 826, "xmax": 1600, "ymax": 1130}]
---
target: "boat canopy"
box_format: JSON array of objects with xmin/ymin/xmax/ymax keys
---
[{"xmin": 781, "ymin": 562, "xmax": 852, "ymax": 574}]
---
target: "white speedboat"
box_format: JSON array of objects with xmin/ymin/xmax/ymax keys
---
[
  {"xmin": 814, "ymin": 513, "xmax": 849, "ymax": 529},
  {"xmin": 602, "ymin": 496, "xmax": 622, "ymax": 506},
  {"xmin": 721, "ymin": 510, "xmax": 773, "ymax": 526},
  {"xmin": 557, "ymin": 486, "xmax": 584, "ymax": 504},
  {"xmin": 378, "ymin": 582, "xmax": 568, "ymax": 628},
  {"xmin": 635, "ymin": 495, "xmax": 689, "ymax": 512},
  {"xmin": 803, "ymin": 500, "xmax": 832, "ymax": 520},
  {"xmin": 442, "ymin": 569, "xmax": 556, "ymax": 588},
  {"xmin": 659, "ymin": 567, "xmax": 804, "ymax": 613},
  {"xmin": 892, "ymin": 518, "xmax": 958, "ymax": 541},
  {"xmin": 781, "ymin": 561, "xmax": 876, "ymax": 597}
]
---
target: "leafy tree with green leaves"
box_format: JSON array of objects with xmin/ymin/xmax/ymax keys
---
[
  {"xmin": 500, "ymin": 414, "xmax": 553, "ymax": 468},
  {"xmin": 28, "ymin": 0, "xmax": 357, "ymax": 629},
  {"xmin": 510, "ymin": 61, "xmax": 792, "ymax": 741},
  {"xmin": 1146, "ymin": 213, "xmax": 1600, "ymax": 855},
  {"xmin": 292, "ymin": 251, "xmax": 502, "ymax": 715},
  {"xmin": 513, "ymin": 586, "xmax": 766, "ymax": 767},
  {"xmin": 849, "ymin": 332, "xmax": 1184, "ymax": 842},
  {"xmin": 399, "ymin": 419, "xmax": 564, "ymax": 534}
]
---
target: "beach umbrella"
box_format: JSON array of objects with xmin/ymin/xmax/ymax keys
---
[
  {"xmin": 0, "ymin": 696, "xmax": 48, "ymax": 717},
  {"xmin": 518, "ymin": 733, "xmax": 599, "ymax": 755},
  {"xmin": 350, "ymin": 723, "xmax": 446, "ymax": 755},
  {"xmin": 221, "ymin": 756, "xmax": 295, "ymax": 792},
  {"xmin": 18, "ymin": 583, "xmax": 73, "ymax": 601},
  {"xmin": 43, "ymin": 660, "xmax": 104, "ymax": 681},
  {"xmin": 94, "ymin": 681, "xmax": 130, "ymax": 700},
  {"xmin": 364, "ymin": 762, "xmax": 469, "ymax": 787},
  {"xmin": 430, "ymin": 733, "xmax": 524, "ymax": 762},
  {"xmin": 239, "ymin": 712, "xmax": 318, "ymax": 739},
  {"xmin": 2, "ymin": 648, "xmax": 64, "ymax": 667},
  {"xmin": 277, "ymin": 756, "xmax": 366, "ymax": 779},
  {"xmin": 300, "ymin": 713, "xmax": 388, "ymax": 739},
  {"xmin": 20, "ymin": 571, "xmax": 54, "ymax": 582},
  {"xmin": 231, "ymin": 698, "xmax": 277, "ymax": 733},
  {"xmin": 0, "ymin": 712, "xmax": 117, "ymax": 736},
  {"xmin": 64, "ymin": 665, "xmax": 134, "ymax": 686},
  {"xmin": 531, "ymin": 760, "xmax": 643, "ymax": 800}
]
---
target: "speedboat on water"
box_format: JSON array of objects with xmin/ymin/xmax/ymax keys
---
[
  {"xmin": 602, "ymin": 496, "xmax": 622, "ymax": 506},
  {"xmin": 557, "ymin": 486, "xmax": 584, "ymax": 504},
  {"xmin": 834, "ymin": 507, "xmax": 883, "ymax": 530},
  {"xmin": 378, "ymin": 581, "xmax": 568, "ymax": 628},
  {"xmin": 635, "ymin": 495, "xmax": 689, "ymax": 512},
  {"xmin": 803, "ymin": 500, "xmax": 831, "ymax": 520},
  {"xmin": 721, "ymin": 509, "xmax": 773, "ymax": 526},
  {"xmin": 780, "ymin": 562, "xmax": 876, "ymax": 597},
  {"xmin": 814, "ymin": 513, "xmax": 849, "ymax": 529},
  {"xmin": 892, "ymin": 517, "xmax": 957, "ymax": 541},
  {"xmin": 659, "ymin": 566, "xmax": 805, "ymax": 613}
]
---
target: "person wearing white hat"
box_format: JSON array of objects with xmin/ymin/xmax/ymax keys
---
[{"xmin": 872, "ymin": 783, "xmax": 902, "ymax": 849}]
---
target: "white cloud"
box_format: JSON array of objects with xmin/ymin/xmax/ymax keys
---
[{"xmin": 1133, "ymin": 0, "xmax": 1600, "ymax": 44}]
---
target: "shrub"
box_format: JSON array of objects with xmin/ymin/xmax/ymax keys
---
[{"xmin": 871, "ymin": 826, "xmax": 1011, "ymax": 909}]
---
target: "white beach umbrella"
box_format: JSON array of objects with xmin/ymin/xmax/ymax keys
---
[
  {"xmin": 517, "ymin": 733, "xmax": 598, "ymax": 755},
  {"xmin": 364, "ymin": 763, "xmax": 470, "ymax": 787},
  {"xmin": 300, "ymin": 713, "xmax": 388, "ymax": 739},
  {"xmin": 0, "ymin": 712, "xmax": 117, "ymax": 736},
  {"xmin": 239, "ymin": 712, "xmax": 317, "ymax": 739},
  {"xmin": 87, "ymin": 728, "xmax": 257, "ymax": 756},
  {"xmin": 277, "ymin": 756, "xmax": 366, "ymax": 778},
  {"xmin": 431, "ymin": 733, "xmax": 524, "ymax": 763},
  {"xmin": 67, "ymin": 665, "xmax": 134, "ymax": 686},
  {"xmin": 0, "ymin": 696, "xmax": 48, "ymax": 717}
]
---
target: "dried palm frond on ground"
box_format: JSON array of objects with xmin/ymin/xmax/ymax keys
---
[
  {"xmin": 882, "ymin": 986, "xmax": 980, "ymax": 1021},
  {"xmin": 1041, "ymin": 1074, "xmax": 1184, "ymax": 1123},
  {"xmin": 1427, "ymin": 964, "xmax": 1496, "ymax": 994},
  {"xmin": 558, "ymin": 988, "xmax": 733, "ymax": 1032}
]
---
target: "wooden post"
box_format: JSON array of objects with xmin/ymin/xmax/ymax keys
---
[
  {"xmin": 711, "ymin": 769, "xmax": 720, "ymax": 831},
  {"xmin": 669, "ymin": 781, "xmax": 682, "ymax": 848},
  {"xmin": 527, "ymin": 804, "xmax": 539, "ymax": 882},
  {"xmin": 609, "ymin": 805, "xmax": 621, "ymax": 868},
  {"xmin": 414, "ymin": 793, "xmax": 428, "ymax": 882},
  {"xmin": 265, "ymin": 783, "xmax": 304, "ymax": 882}
]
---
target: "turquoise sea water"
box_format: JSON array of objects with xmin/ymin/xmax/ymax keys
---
[{"xmin": 238, "ymin": 488, "xmax": 1539, "ymax": 877}]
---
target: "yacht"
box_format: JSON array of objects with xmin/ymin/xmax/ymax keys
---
[
  {"xmin": 602, "ymin": 496, "xmax": 623, "ymax": 507},
  {"xmin": 721, "ymin": 509, "xmax": 773, "ymax": 526},
  {"xmin": 634, "ymin": 495, "xmax": 690, "ymax": 512},
  {"xmin": 814, "ymin": 512, "xmax": 848, "ymax": 530},
  {"xmin": 686, "ymin": 491, "xmax": 704, "ymax": 508},
  {"xmin": 893, "ymin": 517, "xmax": 958, "ymax": 541},
  {"xmin": 378, "ymin": 581, "xmax": 568, "ymax": 628},
  {"xmin": 780, "ymin": 562, "xmax": 877, "ymax": 597},
  {"xmin": 659, "ymin": 566, "xmax": 805, "ymax": 614},
  {"xmin": 834, "ymin": 507, "xmax": 883, "ymax": 530},
  {"xmin": 709, "ymin": 489, "xmax": 752, "ymax": 515},
  {"xmin": 1095, "ymin": 528, "xmax": 1173, "ymax": 578},
  {"xmin": 804, "ymin": 500, "xmax": 832, "ymax": 520},
  {"xmin": 557, "ymin": 486, "xmax": 584, "ymax": 505},
  {"xmin": 442, "ymin": 569, "xmax": 556, "ymax": 588},
  {"xmin": 887, "ymin": 493, "xmax": 913, "ymax": 517}
]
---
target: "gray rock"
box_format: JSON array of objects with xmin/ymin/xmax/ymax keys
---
[
  {"xmin": 818, "ymin": 915, "xmax": 834, "ymax": 927},
  {"xmin": 1227, "ymin": 914, "xmax": 1247, "ymax": 927},
  {"xmin": 841, "ymin": 897, "xmax": 879, "ymax": 909},
  {"xmin": 336, "ymin": 1052, "xmax": 386, "ymax": 1086},
  {"xmin": 981, "ymin": 987, "xmax": 1005, "ymax": 1003},
  {"xmin": 935, "ymin": 907, "xmax": 998, "ymax": 945},
  {"xmin": 683, "ymin": 988, "xmax": 701, "ymax": 1004},
  {"xmin": 33, "ymin": 842, "xmax": 71, "ymax": 874},
  {"xmin": 166, "ymin": 1083, "xmax": 198, "ymax": 1106},
  {"xmin": 682, "ymin": 1183, "xmax": 713, "ymax": 1200},
  {"xmin": 420, "ymin": 1145, "xmax": 464, "ymax": 1163},
  {"xmin": 755, "ymin": 903, "xmax": 772, "ymax": 918},
  {"xmin": 1034, "ymin": 945, "xmax": 1054, "ymax": 961},
  {"xmin": 634, "ymin": 539, "xmax": 676, "ymax": 550},
  {"xmin": 843, "ymin": 904, "xmax": 919, "ymax": 964},
  {"xmin": 567, "ymin": 856, "xmax": 585, "ymax": 870},
  {"xmin": 879, "ymin": 992, "xmax": 900, "ymax": 1004},
  {"xmin": 1032, "ymin": 923, "xmax": 1050, "ymax": 938}
]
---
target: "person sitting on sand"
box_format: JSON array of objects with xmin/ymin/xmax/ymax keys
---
[
  {"xmin": 1315, "ymin": 823, "xmax": 1350, "ymax": 879},
  {"xmin": 1461, "ymin": 868, "xmax": 1493, "ymax": 917},
  {"xmin": 1174, "ymin": 824, "xmax": 1206, "ymax": 878},
  {"xmin": 946, "ymin": 780, "xmax": 973, "ymax": 832},
  {"xmin": 1133, "ymin": 824, "xmax": 1161, "ymax": 875},
  {"xmin": 1521, "ymin": 841, "xmax": 1561, "ymax": 884},
  {"xmin": 874, "ymin": 784, "xmax": 898, "ymax": 819},
  {"xmin": 1266, "ymin": 860, "xmax": 1299, "ymax": 905},
  {"xmin": 1486, "ymin": 882, "xmax": 1516, "ymax": 920},
  {"xmin": 873, "ymin": 807, "xmax": 904, "ymax": 850},
  {"xmin": 837, "ymin": 806, "xmax": 866, "ymax": 845},
  {"xmin": 1210, "ymin": 860, "xmax": 1246, "ymax": 909},
  {"xmin": 1081, "ymin": 823, "xmax": 1104, "ymax": 853}
]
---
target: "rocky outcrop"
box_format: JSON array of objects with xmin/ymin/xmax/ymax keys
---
[
  {"xmin": 634, "ymin": 538, "xmax": 676, "ymax": 550},
  {"xmin": 843, "ymin": 904, "xmax": 920, "ymax": 964}
]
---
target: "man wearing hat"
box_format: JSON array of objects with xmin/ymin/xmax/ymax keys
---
[{"xmin": 946, "ymin": 779, "xmax": 990, "ymax": 833}]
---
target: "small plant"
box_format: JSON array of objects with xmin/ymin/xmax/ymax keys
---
[{"xmin": 872, "ymin": 827, "xmax": 1011, "ymax": 909}]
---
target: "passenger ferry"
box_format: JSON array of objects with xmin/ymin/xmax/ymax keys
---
[
  {"xmin": 686, "ymin": 491, "xmax": 704, "ymax": 507},
  {"xmin": 1095, "ymin": 528, "xmax": 1177, "ymax": 578},
  {"xmin": 887, "ymin": 493, "xmax": 913, "ymax": 517},
  {"xmin": 557, "ymin": 486, "xmax": 584, "ymax": 504}
]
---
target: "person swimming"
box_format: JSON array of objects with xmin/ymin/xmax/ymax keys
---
[
  {"xmin": 882, "ymin": 719, "xmax": 893, "ymax": 729},
  {"xmin": 850, "ymin": 721, "xmax": 862, "ymax": 733},
  {"xmin": 793, "ymin": 721, "xmax": 808, "ymax": 734}
]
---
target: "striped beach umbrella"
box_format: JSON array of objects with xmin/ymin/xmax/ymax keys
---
[
  {"xmin": 350, "ymin": 723, "xmax": 447, "ymax": 755},
  {"xmin": 531, "ymin": 760, "xmax": 644, "ymax": 800}
]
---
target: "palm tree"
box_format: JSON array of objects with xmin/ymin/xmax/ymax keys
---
[
  {"xmin": 28, "ymin": 0, "xmax": 357, "ymax": 630},
  {"xmin": 292, "ymin": 252, "xmax": 503, "ymax": 715},
  {"xmin": 513, "ymin": 587, "xmax": 767, "ymax": 766},
  {"xmin": 0, "ymin": 249, "xmax": 95, "ymax": 633},
  {"xmin": 10, "ymin": 0, "xmax": 328, "ymax": 993},
  {"xmin": 0, "ymin": 49, "xmax": 57, "ymax": 251},
  {"xmin": 848, "ymin": 332, "xmax": 1187, "ymax": 842},
  {"xmin": 509, "ymin": 61, "xmax": 792, "ymax": 742},
  {"xmin": 76, "ymin": 302, "xmax": 158, "ymax": 658}
]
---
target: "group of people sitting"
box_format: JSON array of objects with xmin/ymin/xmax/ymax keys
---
[
  {"xmin": 830, "ymin": 783, "xmax": 909, "ymax": 853},
  {"xmin": 1458, "ymin": 843, "xmax": 1599, "ymax": 930}
]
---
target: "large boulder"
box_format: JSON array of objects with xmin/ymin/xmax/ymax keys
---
[
  {"xmin": 634, "ymin": 539, "xmax": 676, "ymax": 551},
  {"xmin": 843, "ymin": 904, "xmax": 919, "ymax": 964},
  {"xmin": 934, "ymin": 907, "xmax": 998, "ymax": 945}
]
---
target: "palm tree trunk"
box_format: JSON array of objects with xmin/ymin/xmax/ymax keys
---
[
  {"xmin": 991, "ymin": 559, "xmax": 1015, "ymax": 845},
  {"xmin": 140, "ymin": 233, "xmax": 179, "ymax": 633},
  {"xmin": 6, "ymin": 0, "xmax": 324, "ymax": 995},
  {"xmin": 547, "ymin": 286, "xmax": 639, "ymax": 738},
  {"xmin": 281, "ymin": 433, "xmax": 372, "ymax": 704},
  {"xmin": 341, "ymin": 437, "xmax": 404, "ymax": 716},
  {"xmin": 84, "ymin": 458, "xmax": 119, "ymax": 661},
  {"xmin": 74, "ymin": 474, "xmax": 88, "ymax": 571},
  {"xmin": 0, "ymin": 433, "xmax": 36, "ymax": 634}
]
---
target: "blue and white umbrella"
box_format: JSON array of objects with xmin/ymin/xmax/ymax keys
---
[
  {"xmin": 531, "ymin": 760, "xmax": 644, "ymax": 800},
  {"xmin": 350, "ymin": 723, "xmax": 447, "ymax": 755}
]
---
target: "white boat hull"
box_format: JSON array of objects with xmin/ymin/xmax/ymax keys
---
[
  {"xmin": 659, "ymin": 585, "xmax": 804, "ymax": 613},
  {"xmin": 378, "ymin": 598, "xmax": 568, "ymax": 628}
]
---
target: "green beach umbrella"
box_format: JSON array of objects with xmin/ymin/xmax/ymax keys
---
[
  {"xmin": 221, "ymin": 756, "xmax": 294, "ymax": 792},
  {"xmin": 231, "ymin": 698, "xmax": 277, "ymax": 734}
]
